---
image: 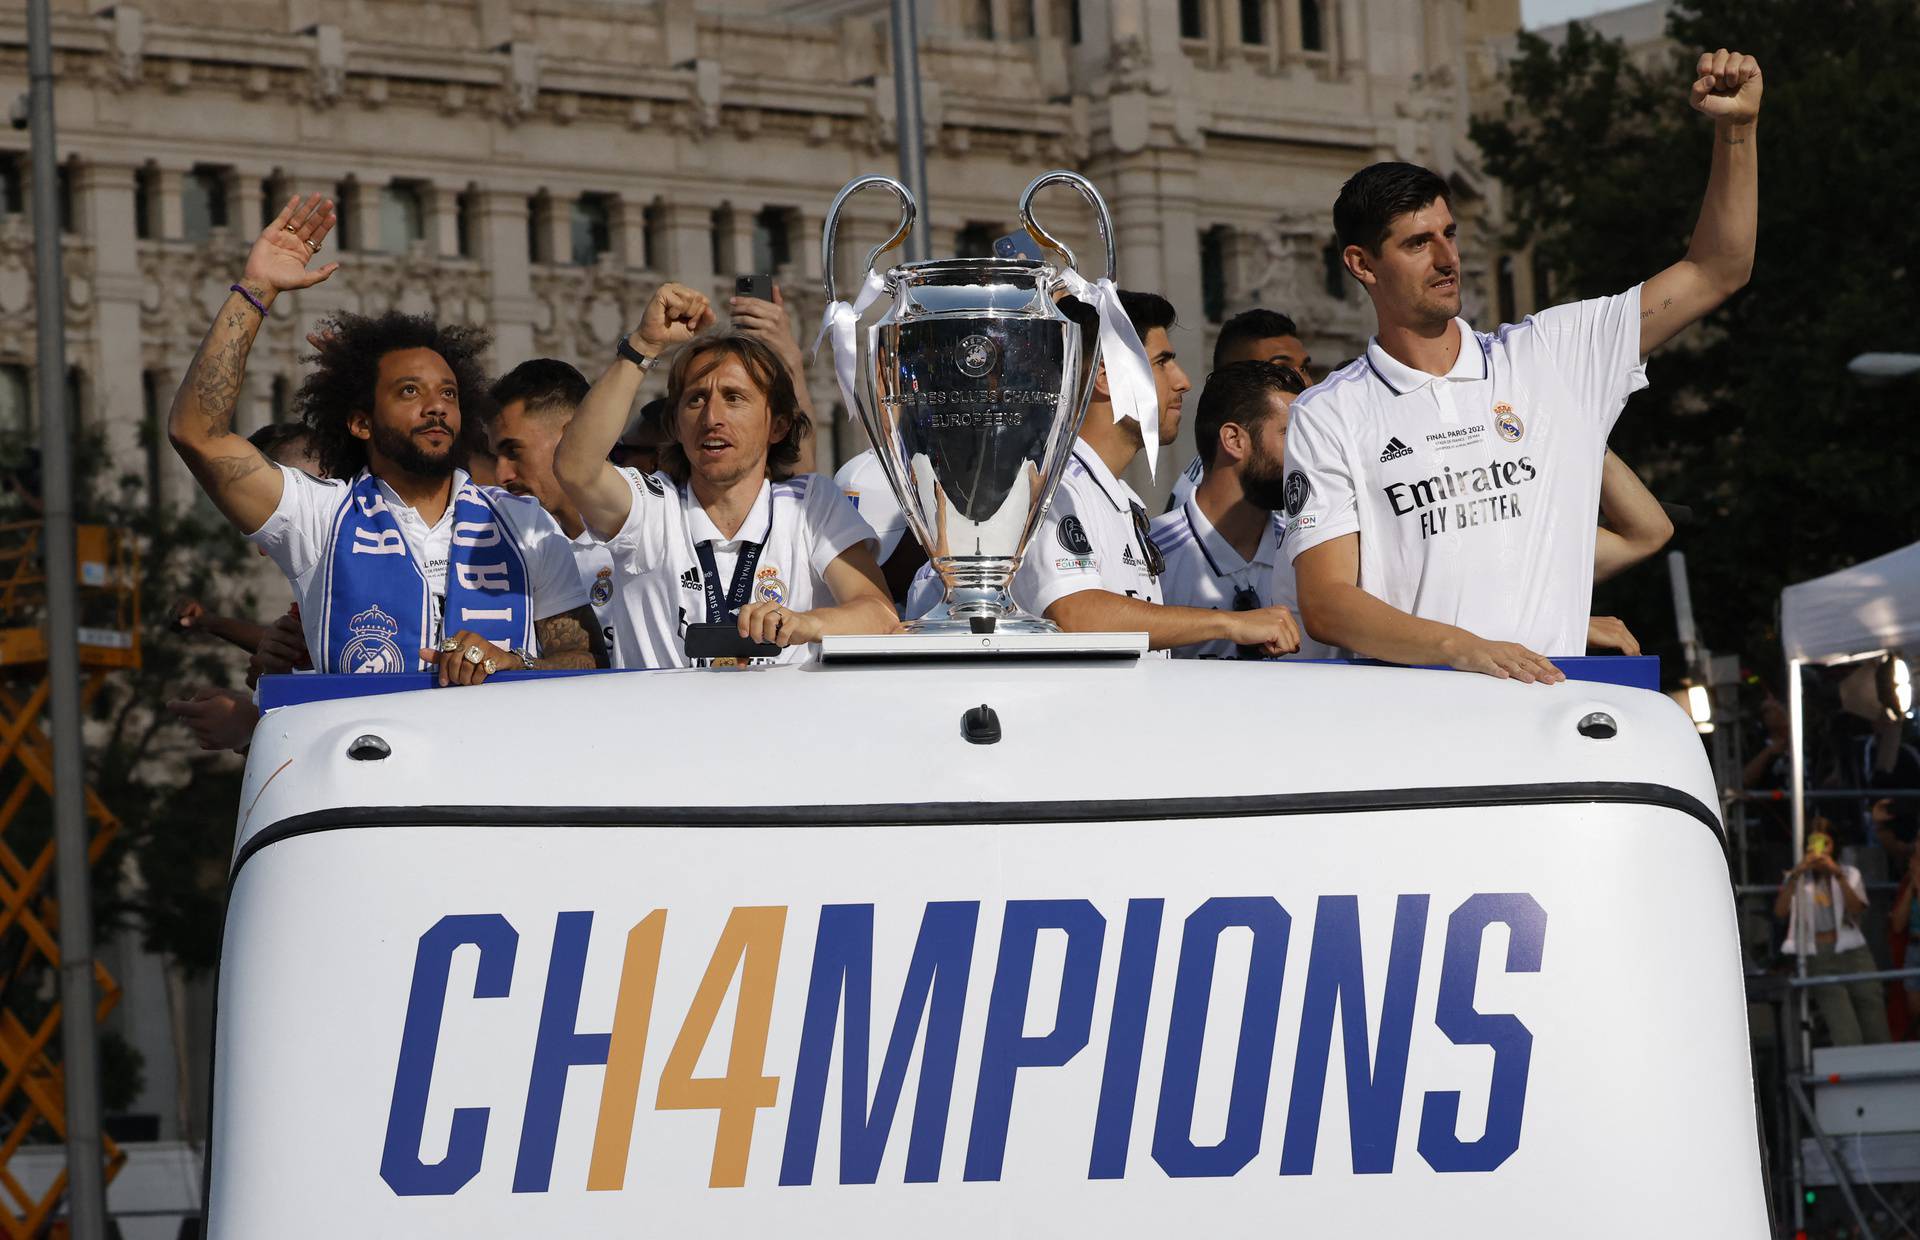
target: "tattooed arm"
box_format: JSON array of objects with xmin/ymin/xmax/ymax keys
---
[
  {"xmin": 1639, "ymin": 50, "xmax": 1761, "ymax": 357},
  {"xmin": 168, "ymin": 194, "xmax": 339, "ymax": 532},
  {"xmin": 527, "ymin": 605, "xmax": 605, "ymax": 670}
]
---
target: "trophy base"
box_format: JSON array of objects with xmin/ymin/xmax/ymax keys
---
[
  {"xmin": 903, "ymin": 603, "xmax": 1061, "ymax": 637},
  {"xmin": 819, "ymin": 630, "xmax": 1148, "ymax": 663}
]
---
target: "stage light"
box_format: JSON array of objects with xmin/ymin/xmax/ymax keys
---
[
  {"xmin": 1887, "ymin": 654, "xmax": 1912, "ymax": 718},
  {"xmin": 1686, "ymin": 684, "xmax": 1713, "ymax": 728}
]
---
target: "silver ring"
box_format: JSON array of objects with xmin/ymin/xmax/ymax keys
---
[{"xmin": 438, "ymin": 638, "xmax": 462, "ymax": 653}]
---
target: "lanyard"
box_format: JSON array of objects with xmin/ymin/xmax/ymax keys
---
[{"xmin": 694, "ymin": 537, "xmax": 765, "ymax": 625}]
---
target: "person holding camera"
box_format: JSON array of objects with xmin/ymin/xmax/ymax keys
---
[
  {"xmin": 1774, "ymin": 825, "xmax": 1890, "ymax": 1046},
  {"xmin": 552, "ymin": 283, "xmax": 896, "ymax": 667}
]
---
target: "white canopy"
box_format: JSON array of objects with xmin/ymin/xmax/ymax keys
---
[{"xmin": 1780, "ymin": 539, "xmax": 1920, "ymax": 665}]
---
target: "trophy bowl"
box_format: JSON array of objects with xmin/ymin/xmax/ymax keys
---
[{"xmin": 822, "ymin": 171, "xmax": 1115, "ymax": 634}]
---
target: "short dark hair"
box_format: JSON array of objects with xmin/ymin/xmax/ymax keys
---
[
  {"xmin": 246, "ymin": 422, "xmax": 316, "ymax": 469},
  {"xmin": 294, "ymin": 310, "xmax": 492, "ymax": 481},
  {"xmin": 657, "ymin": 333, "xmax": 811, "ymax": 484},
  {"xmin": 1194, "ymin": 360, "xmax": 1306, "ymax": 469},
  {"xmin": 488, "ymin": 358, "xmax": 588, "ymax": 421},
  {"xmin": 1117, "ymin": 290, "xmax": 1177, "ymax": 341},
  {"xmin": 1212, "ymin": 308, "xmax": 1300, "ymax": 369},
  {"xmin": 1333, "ymin": 162, "xmax": 1452, "ymax": 253}
]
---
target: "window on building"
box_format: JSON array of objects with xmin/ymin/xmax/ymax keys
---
[
  {"xmin": 1322, "ymin": 238, "xmax": 1347, "ymax": 300},
  {"xmin": 968, "ymin": 0, "xmax": 994, "ymax": 39},
  {"xmin": 56, "ymin": 162, "xmax": 75, "ymax": 235},
  {"xmin": 1009, "ymin": 0, "xmax": 1035, "ymax": 39},
  {"xmin": 334, "ymin": 182, "xmax": 355, "ymax": 251},
  {"xmin": 0, "ymin": 155, "xmax": 21, "ymax": 216},
  {"xmin": 643, "ymin": 201, "xmax": 663, "ymax": 270},
  {"xmin": 1060, "ymin": 0, "xmax": 1081, "ymax": 43},
  {"xmin": 181, "ymin": 166, "xmax": 228, "ymax": 241},
  {"xmin": 1497, "ymin": 254, "xmax": 1516, "ymax": 324},
  {"xmin": 456, "ymin": 189, "xmax": 476, "ymax": 258},
  {"xmin": 527, "ymin": 195, "xmax": 544, "ymax": 264},
  {"xmin": 0, "ymin": 364, "xmax": 29, "ymax": 438},
  {"xmin": 271, "ymin": 375, "xmax": 291, "ymax": 425},
  {"xmin": 380, "ymin": 182, "xmax": 426, "ymax": 253},
  {"xmin": 572, "ymin": 194, "xmax": 613, "ymax": 267},
  {"xmin": 751, "ymin": 206, "xmax": 792, "ymax": 274},
  {"xmin": 1200, "ymin": 227, "xmax": 1229, "ymax": 324},
  {"xmin": 1300, "ymin": 0, "xmax": 1325, "ymax": 52},
  {"xmin": 709, "ymin": 207, "xmax": 727, "ymax": 276},
  {"xmin": 1241, "ymin": 0, "xmax": 1266, "ymax": 44},
  {"xmin": 1179, "ymin": 0, "xmax": 1206, "ymax": 39},
  {"xmin": 260, "ymin": 177, "xmax": 281, "ymax": 230},
  {"xmin": 65, "ymin": 366, "xmax": 84, "ymax": 431},
  {"xmin": 955, "ymin": 222, "xmax": 998, "ymax": 259},
  {"xmin": 134, "ymin": 165, "xmax": 156, "ymax": 240}
]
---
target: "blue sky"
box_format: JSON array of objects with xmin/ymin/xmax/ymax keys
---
[{"xmin": 1521, "ymin": 0, "xmax": 1644, "ymax": 29}]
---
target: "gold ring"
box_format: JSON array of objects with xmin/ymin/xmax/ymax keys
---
[
  {"xmin": 438, "ymin": 638, "xmax": 462, "ymax": 653},
  {"xmin": 303, "ymin": 239, "xmax": 320, "ymax": 253},
  {"xmin": 284, "ymin": 223, "xmax": 299, "ymax": 234},
  {"xmin": 462, "ymin": 645, "xmax": 485, "ymax": 665},
  {"xmin": 482, "ymin": 658, "xmax": 497, "ymax": 675}
]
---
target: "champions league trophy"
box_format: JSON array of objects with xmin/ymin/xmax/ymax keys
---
[{"xmin": 819, "ymin": 170, "xmax": 1121, "ymax": 636}]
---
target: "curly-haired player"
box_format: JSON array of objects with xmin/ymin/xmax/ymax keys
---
[{"xmin": 167, "ymin": 194, "xmax": 603, "ymax": 684}]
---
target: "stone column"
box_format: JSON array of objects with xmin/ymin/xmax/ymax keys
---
[
  {"xmin": 73, "ymin": 162, "xmax": 147, "ymax": 476},
  {"xmin": 477, "ymin": 189, "xmax": 537, "ymax": 366},
  {"xmin": 535, "ymin": 191, "xmax": 574, "ymax": 266},
  {"xmin": 792, "ymin": 208, "xmax": 824, "ymax": 285},
  {"xmin": 425, "ymin": 182, "xmax": 464, "ymax": 259},
  {"xmin": 717, "ymin": 203, "xmax": 757, "ymax": 281},
  {"xmin": 224, "ymin": 168, "xmax": 266, "ymax": 239},
  {"xmin": 612, "ymin": 196, "xmax": 652, "ymax": 271},
  {"xmin": 658, "ymin": 198, "xmax": 717, "ymax": 296},
  {"xmin": 152, "ymin": 162, "xmax": 188, "ymax": 241},
  {"xmin": 342, "ymin": 178, "xmax": 382, "ymax": 253}
]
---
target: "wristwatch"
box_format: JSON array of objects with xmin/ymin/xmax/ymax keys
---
[
  {"xmin": 511, "ymin": 648, "xmax": 536, "ymax": 671},
  {"xmin": 615, "ymin": 335, "xmax": 660, "ymax": 373}
]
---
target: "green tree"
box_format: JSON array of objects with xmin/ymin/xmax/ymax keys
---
[{"xmin": 1471, "ymin": 0, "xmax": 1920, "ymax": 677}]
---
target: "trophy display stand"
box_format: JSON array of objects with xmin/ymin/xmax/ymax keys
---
[{"xmin": 820, "ymin": 627, "xmax": 1147, "ymax": 663}]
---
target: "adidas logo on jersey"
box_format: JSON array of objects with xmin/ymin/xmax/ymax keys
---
[
  {"xmin": 1379, "ymin": 436, "xmax": 1413, "ymax": 462},
  {"xmin": 680, "ymin": 567, "xmax": 701, "ymax": 591}
]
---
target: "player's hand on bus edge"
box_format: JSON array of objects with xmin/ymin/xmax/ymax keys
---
[
  {"xmin": 420, "ymin": 631, "xmax": 514, "ymax": 686},
  {"xmin": 1586, "ymin": 615, "xmax": 1641, "ymax": 656},
  {"xmin": 1223, "ymin": 605, "xmax": 1301, "ymax": 658},
  {"xmin": 737, "ymin": 600, "xmax": 821, "ymax": 648},
  {"xmin": 1445, "ymin": 633, "xmax": 1564, "ymax": 684}
]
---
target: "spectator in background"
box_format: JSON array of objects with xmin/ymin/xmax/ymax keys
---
[
  {"xmin": 1167, "ymin": 307, "xmax": 1313, "ymax": 512},
  {"xmin": 248, "ymin": 422, "xmax": 324, "ymax": 475},
  {"xmin": 1149, "ymin": 359, "xmax": 1333, "ymax": 660},
  {"xmin": 1775, "ymin": 824, "xmax": 1890, "ymax": 1046},
  {"xmin": 609, "ymin": 397, "xmax": 671, "ymax": 476}
]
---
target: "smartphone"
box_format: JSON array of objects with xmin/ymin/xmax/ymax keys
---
[
  {"xmin": 992, "ymin": 232, "xmax": 1044, "ymax": 262},
  {"xmin": 734, "ymin": 273, "xmax": 774, "ymax": 302},
  {"xmin": 684, "ymin": 622, "xmax": 781, "ymax": 661}
]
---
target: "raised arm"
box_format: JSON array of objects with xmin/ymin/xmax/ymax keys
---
[
  {"xmin": 554, "ymin": 281, "xmax": 714, "ymax": 539},
  {"xmin": 167, "ymin": 194, "xmax": 339, "ymax": 532},
  {"xmin": 1592, "ymin": 451, "xmax": 1675, "ymax": 582},
  {"xmin": 1638, "ymin": 50, "xmax": 1761, "ymax": 356},
  {"xmin": 1294, "ymin": 534, "xmax": 1565, "ymax": 683}
]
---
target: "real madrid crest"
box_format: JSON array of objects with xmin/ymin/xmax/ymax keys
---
[
  {"xmin": 956, "ymin": 333, "xmax": 999, "ymax": 379},
  {"xmin": 590, "ymin": 566, "xmax": 614, "ymax": 606},
  {"xmin": 754, "ymin": 565, "xmax": 787, "ymax": 606},
  {"xmin": 1493, "ymin": 403, "xmax": 1526, "ymax": 443},
  {"xmin": 342, "ymin": 605, "xmax": 406, "ymax": 674}
]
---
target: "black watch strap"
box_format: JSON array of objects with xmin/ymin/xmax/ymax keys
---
[{"xmin": 616, "ymin": 336, "xmax": 658, "ymax": 372}]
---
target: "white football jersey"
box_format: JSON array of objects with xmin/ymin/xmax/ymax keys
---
[
  {"xmin": 598, "ymin": 468, "xmax": 877, "ymax": 667},
  {"xmin": 1283, "ymin": 288, "xmax": 1648, "ymax": 657},
  {"xmin": 570, "ymin": 531, "xmax": 626, "ymax": 668},
  {"xmin": 1013, "ymin": 447, "xmax": 1167, "ymax": 656},
  {"xmin": 250, "ymin": 466, "xmax": 587, "ymax": 655},
  {"xmin": 1165, "ymin": 454, "xmax": 1204, "ymax": 513},
  {"xmin": 833, "ymin": 449, "xmax": 911, "ymax": 563},
  {"xmin": 1148, "ymin": 499, "xmax": 1335, "ymax": 660}
]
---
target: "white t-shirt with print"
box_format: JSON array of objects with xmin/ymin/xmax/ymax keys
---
[
  {"xmin": 1012, "ymin": 446, "xmax": 1167, "ymax": 657},
  {"xmin": 1282, "ymin": 288, "xmax": 1649, "ymax": 657},
  {"xmin": 833, "ymin": 449, "xmax": 911, "ymax": 563},
  {"xmin": 248, "ymin": 466, "xmax": 588, "ymax": 662},
  {"xmin": 1148, "ymin": 499, "xmax": 1335, "ymax": 660},
  {"xmin": 599, "ymin": 468, "xmax": 877, "ymax": 667}
]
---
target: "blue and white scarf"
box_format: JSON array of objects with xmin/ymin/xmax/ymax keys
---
[{"xmin": 316, "ymin": 472, "xmax": 532, "ymax": 674}]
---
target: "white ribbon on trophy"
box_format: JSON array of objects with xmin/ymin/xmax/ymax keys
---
[
  {"xmin": 814, "ymin": 268, "xmax": 889, "ymax": 427},
  {"xmin": 1055, "ymin": 269, "xmax": 1161, "ymax": 478}
]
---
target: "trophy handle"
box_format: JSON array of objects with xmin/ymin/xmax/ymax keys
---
[
  {"xmin": 822, "ymin": 175, "xmax": 916, "ymax": 304},
  {"xmin": 1017, "ymin": 170, "xmax": 1117, "ymax": 284}
]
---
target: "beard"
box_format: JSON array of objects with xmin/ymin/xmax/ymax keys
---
[
  {"xmin": 370, "ymin": 417, "xmax": 457, "ymax": 479},
  {"xmin": 1242, "ymin": 446, "xmax": 1290, "ymax": 513}
]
